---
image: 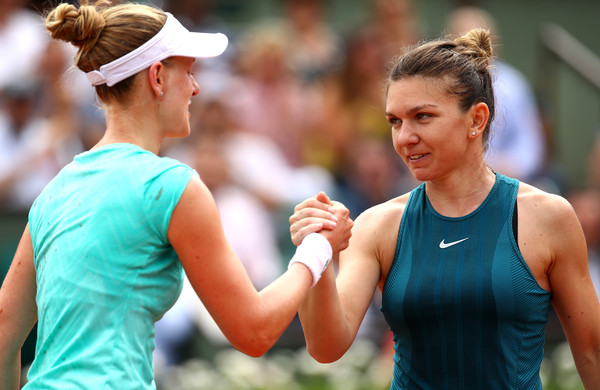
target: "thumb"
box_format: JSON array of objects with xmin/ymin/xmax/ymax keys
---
[{"xmin": 315, "ymin": 191, "xmax": 331, "ymax": 205}]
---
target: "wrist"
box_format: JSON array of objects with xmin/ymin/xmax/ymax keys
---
[{"xmin": 288, "ymin": 233, "xmax": 333, "ymax": 287}]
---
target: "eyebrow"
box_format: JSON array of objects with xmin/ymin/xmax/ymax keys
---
[{"xmin": 386, "ymin": 104, "xmax": 438, "ymax": 117}]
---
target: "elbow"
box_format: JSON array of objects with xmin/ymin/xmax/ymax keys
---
[
  {"xmin": 302, "ymin": 326, "xmax": 352, "ymax": 363},
  {"xmin": 227, "ymin": 322, "xmax": 278, "ymax": 358},
  {"xmin": 235, "ymin": 339, "xmax": 273, "ymax": 358},
  {"xmin": 310, "ymin": 353, "xmax": 340, "ymax": 364},
  {"xmin": 306, "ymin": 341, "xmax": 346, "ymax": 364},
  {"xmin": 242, "ymin": 347, "xmax": 270, "ymax": 358}
]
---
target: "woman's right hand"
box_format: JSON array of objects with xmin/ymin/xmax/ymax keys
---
[{"xmin": 289, "ymin": 192, "xmax": 353, "ymax": 253}]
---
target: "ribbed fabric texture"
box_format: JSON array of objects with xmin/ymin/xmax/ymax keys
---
[{"xmin": 382, "ymin": 173, "xmax": 551, "ymax": 390}]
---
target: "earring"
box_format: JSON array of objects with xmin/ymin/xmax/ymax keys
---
[
  {"xmin": 160, "ymin": 91, "xmax": 164, "ymax": 97},
  {"xmin": 471, "ymin": 131, "xmax": 476, "ymax": 136}
]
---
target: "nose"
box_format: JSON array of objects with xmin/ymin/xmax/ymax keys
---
[
  {"xmin": 393, "ymin": 123, "xmax": 419, "ymax": 148},
  {"xmin": 192, "ymin": 78, "xmax": 200, "ymax": 97}
]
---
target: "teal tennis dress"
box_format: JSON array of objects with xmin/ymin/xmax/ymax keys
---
[
  {"xmin": 25, "ymin": 144, "xmax": 196, "ymax": 389},
  {"xmin": 381, "ymin": 173, "xmax": 552, "ymax": 389}
]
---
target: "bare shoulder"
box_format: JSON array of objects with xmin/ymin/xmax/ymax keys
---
[
  {"xmin": 517, "ymin": 182, "xmax": 583, "ymax": 273},
  {"xmin": 517, "ymin": 182, "xmax": 576, "ymax": 223},
  {"xmin": 354, "ymin": 192, "xmax": 411, "ymax": 235}
]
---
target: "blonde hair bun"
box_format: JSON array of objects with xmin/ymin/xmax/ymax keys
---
[{"xmin": 45, "ymin": 1, "xmax": 109, "ymax": 51}]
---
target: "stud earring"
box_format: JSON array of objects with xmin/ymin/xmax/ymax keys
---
[
  {"xmin": 160, "ymin": 91, "xmax": 164, "ymax": 97},
  {"xmin": 471, "ymin": 131, "xmax": 476, "ymax": 136}
]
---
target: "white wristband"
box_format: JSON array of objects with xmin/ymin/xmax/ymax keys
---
[{"xmin": 288, "ymin": 233, "xmax": 333, "ymax": 287}]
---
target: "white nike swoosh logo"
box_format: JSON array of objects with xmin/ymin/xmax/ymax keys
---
[{"xmin": 439, "ymin": 237, "xmax": 469, "ymax": 249}]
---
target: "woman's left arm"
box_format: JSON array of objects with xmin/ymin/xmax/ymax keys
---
[
  {"xmin": 547, "ymin": 195, "xmax": 600, "ymax": 388},
  {"xmin": 0, "ymin": 224, "xmax": 38, "ymax": 390}
]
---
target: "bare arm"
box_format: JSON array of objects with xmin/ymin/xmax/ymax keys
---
[
  {"xmin": 168, "ymin": 177, "xmax": 351, "ymax": 357},
  {"xmin": 292, "ymin": 195, "xmax": 385, "ymax": 363},
  {"xmin": 546, "ymin": 196, "xmax": 600, "ymax": 388},
  {"xmin": 0, "ymin": 225, "xmax": 38, "ymax": 390}
]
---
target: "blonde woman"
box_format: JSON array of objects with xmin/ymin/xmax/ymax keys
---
[{"xmin": 0, "ymin": 1, "xmax": 351, "ymax": 388}]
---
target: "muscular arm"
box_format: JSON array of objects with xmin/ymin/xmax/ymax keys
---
[
  {"xmin": 298, "ymin": 204, "xmax": 389, "ymax": 363},
  {"xmin": 0, "ymin": 225, "xmax": 38, "ymax": 390},
  {"xmin": 168, "ymin": 176, "xmax": 351, "ymax": 357},
  {"xmin": 545, "ymin": 196, "xmax": 600, "ymax": 388}
]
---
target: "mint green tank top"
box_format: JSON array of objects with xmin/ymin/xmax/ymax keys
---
[
  {"xmin": 381, "ymin": 173, "xmax": 552, "ymax": 389},
  {"xmin": 25, "ymin": 144, "xmax": 196, "ymax": 389}
]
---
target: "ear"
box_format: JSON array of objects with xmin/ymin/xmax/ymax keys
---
[
  {"xmin": 147, "ymin": 61, "xmax": 164, "ymax": 98},
  {"xmin": 469, "ymin": 102, "xmax": 489, "ymax": 137}
]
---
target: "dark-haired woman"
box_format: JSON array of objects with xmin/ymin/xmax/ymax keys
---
[{"xmin": 291, "ymin": 28, "xmax": 600, "ymax": 389}]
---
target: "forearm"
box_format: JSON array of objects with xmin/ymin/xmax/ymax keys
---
[
  {"xmin": 0, "ymin": 349, "xmax": 21, "ymax": 390},
  {"xmin": 252, "ymin": 232, "xmax": 334, "ymax": 346},
  {"xmin": 575, "ymin": 347, "xmax": 600, "ymax": 389},
  {"xmin": 257, "ymin": 263, "xmax": 313, "ymax": 336},
  {"xmin": 224, "ymin": 259, "xmax": 314, "ymax": 357},
  {"xmin": 244, "ymin": 233, "xmax": 335, "ymax": 351},
  {"xmin": 298, "ymin": 265, "xmax": 354, "ymax": 363}
]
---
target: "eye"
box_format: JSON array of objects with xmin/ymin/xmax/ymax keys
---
[
  {"xmin": 416, "ymin": 112, "xmax": 432, "ymax": 120},
  {"xmin": 387, "ymin": 117, "xmax": 402, "ymax": 127}
]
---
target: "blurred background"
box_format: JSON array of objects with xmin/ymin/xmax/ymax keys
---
[{"xmin": 2, "ymin": 0, "xmax": 599, "ymax": 389}]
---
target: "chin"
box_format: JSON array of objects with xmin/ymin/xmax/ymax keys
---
[
  {"xmin": 166, "ymin": 126, "xmax": 191, "ymax": 138},
  {"xmin": 410, "ymin": 169, "xmax": 433, "ymax": 183}
]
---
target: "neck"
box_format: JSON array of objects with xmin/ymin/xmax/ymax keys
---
[
  {"xmin": 425, "ymin": 160, "xmax": 496, "ymax": 217},
  {"xmin": 93, "ymin": 103, "xmax": 163, "ymax": 155}
]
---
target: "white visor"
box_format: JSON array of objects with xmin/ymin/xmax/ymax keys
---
[{"xmin": 86, "ymin": 12, "xmax": 228, "ymax": 87}]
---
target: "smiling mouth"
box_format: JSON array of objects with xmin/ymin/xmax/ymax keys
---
[{"xmin": 409, "ymin": 154, "xmax": 426, "ymax": 161}]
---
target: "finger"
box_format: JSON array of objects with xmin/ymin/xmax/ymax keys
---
[
  {"xmin": 315, "ymin": 191, "xmax": 331, "ymax": 205},
  {"xmin": 330, "ymin": 201, "xmax": 350, "ymax": 215},
  {"xmin": 290, "ymin": 217, "xmax": 337, "ymax": 234},
  {"xmin": 294, "ymin": 196, "xmax": 335, "ymax": 214},
  {"xmin": 289, "ymin": 207, "xmax": 337, "ymax": 226}
]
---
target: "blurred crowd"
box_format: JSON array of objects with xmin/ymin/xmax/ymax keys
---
[{"xmin": 2, "ymin": 0, "xmax": 600, "ymax": 387}]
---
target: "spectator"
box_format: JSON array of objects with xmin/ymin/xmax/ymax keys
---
[
  {"xmin": 305, "ymin": 27, "xmax": 390, "ymax": 177},
  {"xmin": 0, "ymin": 75, "xmax": 84, "ymax": 211},
  {"xmin": 0, "ymin": 0, "xmax": 48, "ymax": 90},
  {"xmin": 283, "ymin": 0, "xmax": 343, "ymax": 83},
  {"xmin": 367, "ymin": 0, "xmax": 421, "ymax": 63},
  {"xmin": 224, "ymin": 19, "xmax": 323, "ymax": 168}
]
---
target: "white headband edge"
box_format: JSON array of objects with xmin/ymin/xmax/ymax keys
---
[{"xmin": 85, "ymin": 13, "xmax": 228, "ymax": 87}]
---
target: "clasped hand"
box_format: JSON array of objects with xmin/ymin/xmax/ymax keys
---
[{"xmin": 289, "ymin": 192, "xmax": 353, "ymax": 254}]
